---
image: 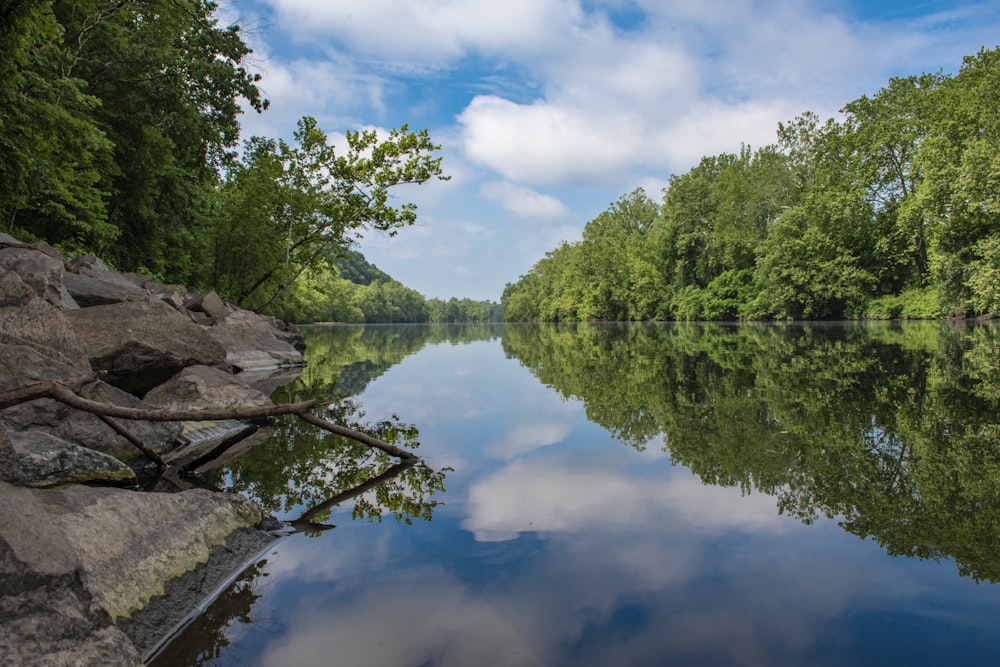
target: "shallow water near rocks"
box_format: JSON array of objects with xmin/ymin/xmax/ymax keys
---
[{"xmin": 151, "ymin": 322, "xmax": 1000, "ymax": 666}]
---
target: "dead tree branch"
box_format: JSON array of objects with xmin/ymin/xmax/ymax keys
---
[{"xmin": 0, "ymin": 377, "xmax": 419, "ymax": 466}]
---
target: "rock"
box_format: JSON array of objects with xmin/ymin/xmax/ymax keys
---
[
  {"xmin": 156, "ymin": 290, "xmax": 186, "ymax": 311},
  {"xmin": 0, "ymin": 242, "xmax": 66, "ymax": 308},
  {"xmin": 67, "ymin": 301, "xmax": 231, "ymax": 395},
  {"xmin": 143, "ymin": 365, "xmax": 271, "ymax": 463},
  {"xmin": 117, "ymin": 527, "xmax": 278, "ymax": 661},
  {"xmin": 232, "ymin": 366, "xmax": 304, "ymax": 395},
  {"xmin": 60, "ymin": 284, "xmax": 80, "ymax": 310},
  {"xmin": 143, "ymin": 365, "xmax": 272, "ymax": 412},
  {"xmin": 206, "ymin": 309, "xmax": 305, "ymax": 371},
  {"xmin": 0, "ymin": 538, "xmax": 142, "ymax": 667},
  {"xmin": 0, "ymin": 347, "xmax": 182, "ymax": 462},
  {"xmin": 0, "ymin": 428, "xmax": 21, "ymax": 484},
  {"xmin": 0, "ymin": 272, "xmax": 91, "ymax": 371},
  {"xmin": 0, "ymin": 482, "xmax": 262, "ymax": 620},
  {"xmin": 0, "ymin": 481, "xmax": 261, "ymax": 664},
  {"xmin": 63, "ymin": 256, "xmax": 148, "ymax": 307},
  {"xmin": 188, "ymin": 425, "xmax": 275, "ymax": 475},
  {"xmin": 133, "ymin": 277, "xmax": 187, "ymax": 311},
  {"xmin": 8, "ymin": 430, "xmax": 136, "ymax": 488},
  {"xmin": 184, "ymin": 290, "xmax": 230, "ymax": 321},
  {"xmin": 275, "ymin": 319, "xmax": 307, "ymax": 353}
]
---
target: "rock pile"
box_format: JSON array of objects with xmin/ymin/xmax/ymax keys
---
[{"xmin": 0, "ymin": 234, "xmax": 306, "ymax": 665}]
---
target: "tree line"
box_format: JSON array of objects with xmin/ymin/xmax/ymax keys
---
[
  {"xmin": 503, "ymin": 46, "xmax": 1000, "ymax": 321},
  {"xmin": 1, "ymin": 0, "xmax": 483, "ymax": 322},
  {"xmin": 269, "ymin": 250, "xmax": 503, "ymax": 324}
]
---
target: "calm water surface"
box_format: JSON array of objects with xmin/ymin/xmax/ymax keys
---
[{"xmin": 152, "ymin": 322, "xmax": 1000, "ymax": 666}]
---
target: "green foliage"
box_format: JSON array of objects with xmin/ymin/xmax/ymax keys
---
[
  {"xmin": 501, "ymin": 320, "xmax": 1000, "ymax": 581},
  {"xmin": 968, "ymin": 236, "xmax": 1000, "ymax": 315},
  {"xmin": 209, "ymin": 116, "xmax": 446, "ymax": 313},
  {"xmin": 502, "ymin": 190, "xmax": 662, "ymax": 322},
  {"xmin": 333, "ymin": 250, "xmax": 394, "ymax": 285},
  {"xmin": 426, "ymin": 297, "xmax": 504, "ymax": 323},
  {"xmin": 667, "ymin": 270, "xmax": 755, "ymax": 321},
  {"xmin": 1, "ymin": 0, "xmax": 267, "ymax": 279},
  {"xmin": 269, "ymin": 265, "xmax": 365, "ymax": 324},
  {"xmin": 503, "ymin": 46, "xmax": 1000, "ymax": 323},
  {"xmin": 0, "ymin": 1, "xmax": 115, "ymax": 250},
  {"xmin": 866, "ymin": 286, "xmax": 942, "ymax": 319},
  {"xmin": 750, "ymin": 207, "xmax": 875, "ymax": 319},
  {"xmin": 267, "ymin": 249, "xmax": 500, "ymax": 324}
]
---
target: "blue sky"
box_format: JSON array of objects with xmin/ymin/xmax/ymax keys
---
[{"xmin": 219, "ymin": 0, "xmax": 999, "ymax": 302}]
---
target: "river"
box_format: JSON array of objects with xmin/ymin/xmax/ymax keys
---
[{"xmin": 151, "ymin": 321, "xmax": 1000, "ymax": 666}]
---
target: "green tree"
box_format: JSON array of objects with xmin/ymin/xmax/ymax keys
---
[
  {"xmin": 210, "ymin": 116, "xmax": 446, "ymax": 313},
  {"xmin": 915, "ymin": 48, "xmax": 1000, "ymax": 315},
  {"xmin": 2, "ymin": 0, "xmax": 267, "ymax": 277},
  {"xmin": 751, "ymin": 207, "xmax": 875, "ymax": 319},
  {"xmin": 0, "ymin": 1, "xmax": 114, "ymax": 249}
]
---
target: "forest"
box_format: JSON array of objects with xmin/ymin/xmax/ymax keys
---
[
  {"xmin": 3, "ymin": 3, "xmax": 996, "ymax": 324},
  {"xmin": 0, "ymin": 0, "xmax": 502, "ymax": 324},
  {"xmin": 503, "ymin": 47, "xmax": 1000, "ymax": 321}
]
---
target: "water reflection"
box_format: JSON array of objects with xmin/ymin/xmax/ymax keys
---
[
  {"xmin": 149, "ymin": 560, "xmax": 269, "ymax": 667},
  {"xmin": 155, "ymin": 322, "xmax": 1000, "ymax": 666},
  {"xmin": 502, "ymin": 321, "xmax": 1000, "ymax": 582}
]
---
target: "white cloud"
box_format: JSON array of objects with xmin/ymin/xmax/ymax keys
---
[
  {"xmin": 459, "ymin": 96, "xmax": 642, "ymax": 185},
  {"xmin": 463, "ymin": 461, "xmax": 792, "ymax": 541},
  {"xmin": 480, "ymin": 181, "xmax": 571, "ymax": 219},
  {"xmin": 483, "ymin": 422, "xmax": 572, "ymax": 459},
  {"xmin": 241, "ymin": 0, "xmax": 1000, "ymax": 300},
  {"xmin": 265, "ymin": 0, "xmax": 587, "ymax": 63},
  {"xmin": 237, "ymin": 57, "xmax": 388, "ymax": 141},
  {"xmin": 261, "ymin": 574, "xmax": 546, "ymax": 667}
]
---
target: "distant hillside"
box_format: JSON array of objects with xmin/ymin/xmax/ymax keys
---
[
  {"xmin": 333, "ymin": 250, "xmax": 394, "ymax": 286},
  {"xmin": 272, "ymin": 247, "xmax": 502, "ymax": 324}
]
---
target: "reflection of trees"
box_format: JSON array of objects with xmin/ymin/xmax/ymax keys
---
[
  {"xmin": 147, "ymin": 560, "xmax": 268, "ymax": 667},
  {"xmin": 284, "ymin": 324, "xmax": 502, "ymax": 400},
  {"xmin": 200, "ymin": 324, "xmax": 492, "ymax": 528},
  {"xmin": 502, "ymin": 320, "xmax": 1000, "ymax": 582},
  {"xmin": 201, "ymin": 399, "xmax": 448, "ymax": 526}
]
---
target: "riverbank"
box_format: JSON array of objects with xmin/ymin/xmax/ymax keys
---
[{"xmin": 0, "ymin": 233, "xmax": 306, "ymax": 665}]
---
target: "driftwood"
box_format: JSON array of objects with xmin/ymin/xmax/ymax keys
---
[{"xmin": 0, "ymin": 375, "xmax": 418, "ymax": 468}]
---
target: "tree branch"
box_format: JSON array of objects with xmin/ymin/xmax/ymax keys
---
[{"xmin": 0, "ymin": 377, "xmax": 419, "ymax": 464}]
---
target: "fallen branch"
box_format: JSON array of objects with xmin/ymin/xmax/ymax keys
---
[
  {"xmin": 0, "ymin": 374, "xmax": 98, "ymax": 410},
  {"xmin": 299, "ymin": 412, "xmax": 419, "ymax": 461},
  {"xmin": 97, "ymin": 414, "xmax": 166, "ymax": 468},
  {"xmin": 0, "ymin": 377, "xmax": 419, "ymax": 465}
]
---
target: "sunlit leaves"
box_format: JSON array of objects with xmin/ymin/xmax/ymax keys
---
[{"xmin": 210, "ymin": 116, "xmax": 446, "ymax": 313}]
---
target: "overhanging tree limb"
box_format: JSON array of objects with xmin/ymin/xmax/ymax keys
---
[{"xmin": 0, "ymin": 377, "xmax": 419, "ymax": 464}]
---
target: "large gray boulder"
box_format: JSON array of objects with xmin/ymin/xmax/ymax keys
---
[
  {"xmin": 0, "ymin": 239, "xmax": 67, "ymax": 309},
  {"xmin": 0, "ymin": 345, "xmax": 183, "ymax": 462},
  {"xmin": 0, "ymin": 428, "xmax": 21, "ymax": 484},
  {"xmin": 0, "ymin": 481, "xmax": 261, "ymax": 664},
  {"xmin": 0, "ymin": 537, "xmax": 142, "ymax": 667},
  {"xmin": 143, "ymin": 365, "xmax": 272, "ymax": 463},
  {"xmin": 184, "ymin": 289, "xmax": 231, "ymax": 321},
  {"xmin": 63, "ymin": 256, "xmax": 147, "ymax": 307},
  {"xmin": 67, "ymin": 301, "xmax": 231, "ymax": 395},
  {"xmin": 8, "ymin": 430, "xmax": 136, "ymax": 488},
  {"xmin": 0, "ymin": 271, "xmax": 90, "ymax": 371},
  {"xmin": 0, "ymin": 483, "xmax": 263, "ymax": 620},
  {"xmin": 231, "ymin": 365, "xmax": 304, "ymax": 395},
  {"xmin": 206, "ymin": 309, "xmax": 305, "ymax": 371},
  {"xmin": 143, "ymin": 365, "xmax": 272, "ymax": 413}
]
